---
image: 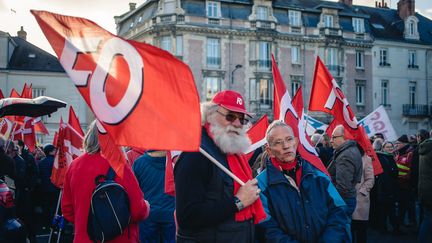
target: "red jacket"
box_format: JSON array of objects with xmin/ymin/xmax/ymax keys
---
[{"xmin": 62, "ymin": 152, "xmax": 149, "ymax": 243}]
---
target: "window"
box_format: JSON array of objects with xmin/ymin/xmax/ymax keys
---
[
  {"xmin": 288, "ymin": 10, "xmax": 301, "ymax": 26},
  {"xmin": 32, "ymin": 87, "xmax": 45, "ymax": 98},
  {"xmin": 408, "ymin": 20, "xmax": 415, "ymax": 35},
  {"xmin": 207, "ymin": 1, "xmax": 220, "ymax": 18},
  {"xmin": 129, "ymin": 22, "xmax": 134, "ymax": 29},
  {"xmin": 352, "ymin": 18, "xmax": 364, "ymax": 33},
  {"xmin": 205, "ymin": 77, "xmax": 221, "ymax": 101},
  {"xmin": 409, "ymin": 81, "xmax": 416, "ymax": 106},
  {"xmin": 355, "ymin": 81, "xmax": 365, "ymax": 105},
  {"xmin": 324, "ymin": 15, "xmax": 333, "ymax": 28},
  {"xmin": 381, "ymin": 80, "xmax": 388, "ymax": 105},
  {"xmin": 256, "ymin": 6, "xmax": 268, "ymax": 20},
  {"xmin": 356, "ymin": 51, "xmax": 364, "ymax": 69},
  {"xmin": 175, "ymin": 35, "xmax": 183, "ymax": 56},
  {"xmin": 258, "ymin": 41, "xmax": 271, "ymax": 70},
  {"xmin": 326, "ymin": 48, "xmax": 338, "ymax": 68},
  {"xmin": 249, "ymin": 79, "xmax": 273, "ymax": 107},
  {"xmin": 379, "ymin": 48, "xmax": 389, "ymax": 66},
  {"xmin": 291, "ymin": 81, "xmax": 301, "ymax": 97},
  {"xmin": 161, "ymin": 36, "xmax": 171, "ymax": 52},
  {"xmin": 291, "ymin": 46, "xmax": 301, "ymax": 64},
  {"xmin": 207, "ymin": 38, "xmax": 220, "ymax": 67},
  {"xmin": 408, "ymin": 50, "xmax": 417, "ymax": 68},
  {"xmin": 138, "ymin": 15, "xmax": 143, "ymax": 23}
]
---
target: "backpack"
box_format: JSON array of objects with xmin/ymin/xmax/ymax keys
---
[{"xmin": 87, "ymin": 168, "xmax": 131, "ymax": 242}]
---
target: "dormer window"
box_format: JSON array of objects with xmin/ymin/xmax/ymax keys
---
[
  {"xmin": 288, "ymin": 10, "xmax": 301, "ymax": 26},
  {"xmin": 404, "ymin": 16, "xmax": 419, "ymax": 40},
  {"xmin": 257, "ymin": 6, "xmax": 268, "ymax": 20},
  {"xmin": 207, "ymin": 1, "xmax": 220, "ymax": 18},
  {"xmin": 324, "ymin": 15, "xmax": 334, "ymax": 28},
  {"xmin": 352, "ymin": 18, "xmax": 364, "ymax": 33}
]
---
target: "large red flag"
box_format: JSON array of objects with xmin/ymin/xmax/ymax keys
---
[
  {"xmin": 271, "ymin": 55, "xmax": 328, "ymax": 175},
  {"xmin": 32, "ymin": 10, "xmax": 201, "ymax": 176},
  {"xmin": 32, "ymin": 117, "xmax": 49, "ymax": 135},
  {"xmin": 309, "ymin": 57, "xmax": 383, "ymax": 175},
  {"xmin": 68, "ymin": 106, "xmax": 84, "ymax": 136},
  {"xmin": 21, "ymin": 83, "xmax": 33, "ymax": 99}
]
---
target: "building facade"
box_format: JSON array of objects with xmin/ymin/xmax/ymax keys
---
[
  {"xmin": 115, "ymin": 0, "xmax": 432, "ymax": 136},
  {"xmin": 0, "ymin": 28, "xmax": 91, "ymax": 144}
]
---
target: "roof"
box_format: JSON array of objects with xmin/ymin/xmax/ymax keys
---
[
  {"xmin": 7, "ymin": 37, "xmax": 64, "ymax": 72},
  {"xmin": 357, "ymin": 5, "xmax": 432, "ymax": 45}
]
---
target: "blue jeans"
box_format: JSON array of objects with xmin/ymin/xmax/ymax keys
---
[
  {"xmin": 139, "ymin": 220, "xmax": 176, "ymax": 243},
  {"xmin": 418, "ymin": 207, "xmax": 432, "ymax": 242},
  {"xmin": 344, "ymin": 197, "xmax": 357, "ymax": 219}
]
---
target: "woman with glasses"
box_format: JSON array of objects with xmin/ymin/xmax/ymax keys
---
[{"xmin": 374, "ymin": 141, "xmax": 400, "ymax": 233}]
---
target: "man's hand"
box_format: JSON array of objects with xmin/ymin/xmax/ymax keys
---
[{"xmin": 235, "ymin": 178, "xmax": 261, "ymax": 208}]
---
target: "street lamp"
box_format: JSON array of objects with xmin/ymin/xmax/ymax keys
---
[{"xmin": 231, "ymin": 64, "xmax": 243, "ymax": 84}]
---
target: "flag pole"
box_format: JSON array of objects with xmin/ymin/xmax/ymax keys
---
[{"xmin": 199, "ymin": 147, "xmax": 245, "ymax": 186}]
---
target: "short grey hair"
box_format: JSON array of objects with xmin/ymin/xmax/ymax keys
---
[
  {"xmin": 200, "ymin": 102, "xmax": 219, "ymax": 125},
  {"xmin": 265, "ymin": 120, "xmax": 294, "ymax": 144},
  {"xmin": 83, "ymin": 120, "xmax": 100, "ymax": 154}
]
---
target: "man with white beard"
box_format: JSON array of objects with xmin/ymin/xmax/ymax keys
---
[{"xmin": 174, "ymin": 90, "xmax": 266, "ymax": 243}]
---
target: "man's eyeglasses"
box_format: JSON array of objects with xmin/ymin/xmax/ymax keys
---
[
  {"xmin": 331, "ymin": 135, "xmax": 343, "ymax": 139},
  {"xmin": 217, "ymin": 110, "xmax": 248, "ymax": 125},
  {"xmin": 271, "ymin": 137, "xmax": 295, "ymax": 147}
]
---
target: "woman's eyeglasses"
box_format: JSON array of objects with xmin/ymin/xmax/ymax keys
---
[{"xmin": 217, "ymin": 110, "xmax": 248, "ymax": 125}]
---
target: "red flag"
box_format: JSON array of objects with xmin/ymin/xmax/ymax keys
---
[
  {"xmin": 165, "ymin": 150, "xmax": 181, "ymax": 196},
  {"xmin": 68, "ymin": 106, "xmax": 84, "ymax": 136},
  {"xmin": 32, "ymin": 117, "xmax": 49, "ymax": 135},
  {"xmin": 51, "ymin": 118, "xmax": 84, "ymax": 188},
  {"xmin": 244, "ymin": 115, "xmax": 269, "ymax": 161},
  {"xmin": 22, "ymin": 117, "xmax": 36, "ymax": 152},
  {"xmin": 0, "ymin": 118, "xmax": 14, "ymax": 138},
  {"xmin": 32, "ymin": 10, "xmax": 201, "ymax": 176},
  {"xmin": 271, "ymin": 55, "xmax": 328, "ymax": 175},
  {"xmin": 9, "ymin": 89, "xmax": 20, "ymax": 98},
  {"xmin": 0, "ymin": 89, "xmax": 4, "ymax": 99},
  {"xmin": 52, "ymin": 131, "xmax": 58, "ymax": 146},
  {"xmin": 21, "ymin": 83, "xmax": 33, "ymax": 99},
  {"xmin": 309, "ymin": 57, "xmax": 383, "ymax": 175}
]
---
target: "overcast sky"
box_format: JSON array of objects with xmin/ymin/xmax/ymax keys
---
[{"xmin": 0, "ymin": 0, "xmax": 431, "ymax": 55}]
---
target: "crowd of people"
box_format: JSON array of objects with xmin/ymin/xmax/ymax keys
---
[{"xmin": 0, "ymin": 89, "xmax": 431, "ymax": 243}]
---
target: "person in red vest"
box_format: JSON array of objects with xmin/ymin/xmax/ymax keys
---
[{"xmin": 61, "ymin": 120, "xmax": 150, "ymax": 243}]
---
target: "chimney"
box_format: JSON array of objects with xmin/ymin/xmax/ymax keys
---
[
  {"xmin": 129, "ymin": 2, "xmax": 137, "ymax": 11},
  {"xmin": 398, "ymin": 0, "xmax": 415, "ymax": 19},
  {"xmin": 17, "ymin": 26, "xmax": 27, "ymax": 40},
  {"xmin": 338, "ymin": 0, "xmax": 353, "ymax": 7}
]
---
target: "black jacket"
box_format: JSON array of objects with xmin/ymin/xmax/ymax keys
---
[
  {"xmin": 174, "ymin": 128, "xmax": 254, "ymax": 243},
  {"xmin": 418, "ymin": 138, "xmax": 432, "ymax": 208},
  {"xmin": 328, "ymin": 140, "xmax": 363, "ymax": 199},
  {"xmin": 375, "ymin": 152, "xmax": 399, "ymax": 202}
]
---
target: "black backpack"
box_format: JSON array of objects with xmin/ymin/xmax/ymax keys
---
[{"xmin": 87, "ymin": 168, "xmax": 131, "ymax": 242}]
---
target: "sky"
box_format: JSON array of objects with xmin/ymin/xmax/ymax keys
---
[{"xmin": 0, "ymin": 0, "xmax": 431, "ymax": 55}]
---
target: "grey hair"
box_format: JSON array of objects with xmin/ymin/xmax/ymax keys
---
[
  {"xmin": 265, "ymin": 120, "xmax": 294, "ymax": 144},
  {"xmin": 373, "ymin": 138, "xmax": 384, "ymax": 151},
  {"xmin": 310, "ymin": 133, "xmax": 323, "ymax": 146},
  {"xmin": 200, "ymin": 102, "xmax": 219, "ymax": 125},
  {"xmin": 83, "ymin": 120, "xmax": 100, "ymax": 154}
]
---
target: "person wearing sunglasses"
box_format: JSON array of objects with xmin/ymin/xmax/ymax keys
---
[
  {"xmin": 174, "ymin": 90, "xmax": 266, "ymax": 243},
  {"xmin": 255, "ymin": 120, "xmax": 350, "ymax": 242},
  {"xmin": 328, "ymin": 125, "xmax": 363, "ymax": 220}
]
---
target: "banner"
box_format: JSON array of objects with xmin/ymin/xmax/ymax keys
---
[{"xmin": 359, "ymin": 106, "xmax": 397, "ymax": 141}]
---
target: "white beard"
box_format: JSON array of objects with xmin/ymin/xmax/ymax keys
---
[{"xmin": 209, "ymin": 121, "xmax": 251, "ymax": 155}]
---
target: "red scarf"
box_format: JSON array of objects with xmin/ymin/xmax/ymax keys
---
[
  {"xmin": 270, "ymin": 157, "xmax": 302, "ymax": 187},
  {"xmin": 206, "ymin": 124, "xmax": 266, "ymax": 224}
]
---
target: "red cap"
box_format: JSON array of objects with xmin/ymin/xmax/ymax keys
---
[{"xmin": 211, "ymin": 90, "xmax": 251, "ymax": 116}]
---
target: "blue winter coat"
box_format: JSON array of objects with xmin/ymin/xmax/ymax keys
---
[{"xmin": 256, "ymin": 158, "xmax": 351, "ymax": 243}]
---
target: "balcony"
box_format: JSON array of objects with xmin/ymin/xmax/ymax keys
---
[
  {"xmin": 206, "ymin": 57, "xmax": 221, "ymax": 68},
  {"xmin": 402, "ymin": 104, "xmax": 429, "ymax": 117},
  {"xmin": 408, "ymin": 64, "xmax": 419, "ymax": 69},
  {"xmin": 208, "ymin": 18, "xmax": 220, "ymax": 25},
  {"xmin": 250, "ymin": 59, "xmax": 271, "ymax": 71},
  {"xmin": 154, "ymin": 14, "xmax": 185, "ymax": 25},
  {"xmin": 319, "ymin": 27, "xmax": 342, "ymax": 37},
  {"xmin": 326, "ymin": 65, "xmax": 344, "ymax": 72},
  {"xmin": 250, "ymin": 20, "xmax": 275, "ymax": 30}
]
